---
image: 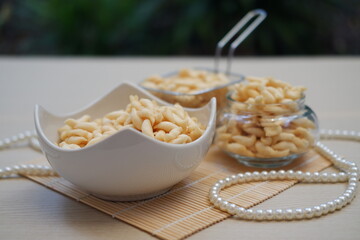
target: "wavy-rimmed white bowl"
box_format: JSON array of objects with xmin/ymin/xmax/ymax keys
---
[{"xmin": 34, "ymin": 82, "xmax": 216, "ymax": 201}]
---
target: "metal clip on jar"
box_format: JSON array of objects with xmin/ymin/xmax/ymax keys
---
[{"xmin": 215, "ymin": 93, "xmax": 319, "ymax": 168}]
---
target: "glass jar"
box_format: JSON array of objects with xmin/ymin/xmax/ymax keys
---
[{"xmin": 215, "ymin": 93, "xmax": 319, "ymax": 168}]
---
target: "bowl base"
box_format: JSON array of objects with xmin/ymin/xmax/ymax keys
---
[
  {"xmin": 225, "ymin": 151, "xmax": 304, "ymax": 168},
  {"xmin": 91, "ymin": 186, "xmax": 173, "ymax": 202}
]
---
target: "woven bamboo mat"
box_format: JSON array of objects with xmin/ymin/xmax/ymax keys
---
[{"xmin": 24, "ymin": 146, "xmax": 331, "ymax": 240}]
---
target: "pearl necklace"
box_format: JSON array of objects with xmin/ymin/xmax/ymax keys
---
[
  {"xmin": 0, "ymin": 130, "xmax": 56, "ymax": 177},
  {"xmin": 209, "ymin": 129, "xmax": 359, "ymax": 220},
  {"xmin": 0, "ymin": 129, "xmax": 359, "ymax": 221},
  {"xmin": 0, "ymin": 130, "xmax": 41, "ymax": 152}
]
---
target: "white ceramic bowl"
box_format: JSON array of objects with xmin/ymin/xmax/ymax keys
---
[{"xmin": 34, "ymin": 82, "xmax": 216, "ymax": 201}]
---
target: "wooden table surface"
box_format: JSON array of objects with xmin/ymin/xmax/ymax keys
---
[{"xmin": 1, "ymin": 57, "xmax": 360, "ymax": 240}]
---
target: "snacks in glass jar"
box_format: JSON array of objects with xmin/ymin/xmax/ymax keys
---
[
  {"xmin": 215, "ymin": 76, "xmax": 318, "ymax": 162},
  {"xmin": 230, "ymin": 76, "xmax": 307, "ymax": 114},
  {"xmin": 58, "ymin": 95, "xmax": 205, "ymax": 149}
]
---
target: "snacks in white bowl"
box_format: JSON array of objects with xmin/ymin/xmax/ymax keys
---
[
  {"xmin": 35, "ymin": 82, "xmax": 216, "ymax": 201},
  {"xmin": 58, "ymin": 95, "xmax": 205, "ymax": 149}
]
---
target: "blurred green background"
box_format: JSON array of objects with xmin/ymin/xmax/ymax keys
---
[{"xmin": 0, "ymin": 0, "xmax": 359, "ymax": 55}]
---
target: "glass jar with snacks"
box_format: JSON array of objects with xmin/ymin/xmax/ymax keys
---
[{"xmin": 215, "ymin": 76, "xmax": 319, "ymax": 168}]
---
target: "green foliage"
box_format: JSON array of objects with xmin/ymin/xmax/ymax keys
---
[{"xmin": 0, "ymin": 0, "xmax": 359, "ymax": 55}]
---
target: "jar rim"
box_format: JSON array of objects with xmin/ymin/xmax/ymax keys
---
[{"xmin": 226, "ymin": 91, "xmax": 305, "ymax": 107}]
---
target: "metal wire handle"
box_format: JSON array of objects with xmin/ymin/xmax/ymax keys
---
[{"xmin": 215, "ymin": 9, "xmax": 267, "ymax": 75}]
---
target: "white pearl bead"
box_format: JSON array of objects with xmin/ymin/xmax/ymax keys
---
[
  {"xmin": 350, "ymin": 178, "xmax": 359, "ymax": 185},
  {"xmin": 336, "ymin": 160, "xmax": 345, "ymax": 168},
  {"xmin": 329, "ymin": 173, "xmax": 338, "ymax": 182},
  {"xmin": 11, "ymin": 135, "xmax": 19, "ymax": 143},
  {"xmin": 269, "ymin": 170, "xmax": 277, "ymax": 180},
  {"xmin": 4, "ymin": 138, "xmax": 11, "ymax": 146},
  {"xmin": 220, "ymin": 201, "xmax": 229, "ymax": 211},
  {"xmin": 218, "ymin": 180, "xmax": 225, "ymax": 187},
  {"xmin": 285, "ymin": 209, "xmax": 294, "ymax": 220},
  {"xmin": 338, "ymin": 196, "xmax": 347, "ymax": 206},
  {"xmin": 295, "ymin": 171, "xmax": 303, "ymax": 180},
  {"xmin": 252, "ymin": 171, "xmax": 260, "ymax": 181},
  {"xmin": 237, "ymin": 174, "xmax": 245, "ymax": 183},
  {"xmin": 295, "ymin": 208, "xmax": 304, "ymax": 219},
  {"xmin": 327, "ymin": 201, "xmax": 336, "ymax": 212},
  {"xmin": 260, "ymin": 171, "xmax": 268, "ymax": 180},
  {"xmin": 18, "ymin": 133, "xmax": 26, "ymax": 140},
  {"xmin": 244, "ymin": 172, "xmax": 252, "ymax": 180},
  {"xmin": 210, "ymin": 194, "xmax": 218, "ymax": 202},
  {"xmin": 304, "ymin": 207, "xmax": 314, "ymax": 218},
  {"xmin": 349, "ymin": 182, "xmax": 357, "ymax": 188},
  {"xmin": 224, "ymin": 177, "xmax": 232, "ymax": 187},
  {"xmin": 13, "ymin": 165, "xmax": 20, "ymax": 171},
  {"xmin": 24, "ymin": 130, "xmax": 33, "ymax": 137},
  {"xmin": 213, "ymin": 197, "xmax": 223, "ymax": 208},
  {"xmin": 313, "ymin": 206, "xmax": 322, "ymax": 217},
  {"xmin": 235, "ymin": 207, "xmax": 246, "ymax": 216},
  {"xmin": 338, "ymin": 172, "xmax": 347, "ymax": 181},
  {"xmin": 304, "ymin": 172, "xmax": 312, "ymax": 182},
  {"xmin": 345, "ymin": 189, "xmax": 353, "ymax": 196},
  {"xmin": 334, "ymin": 199, "xmax": 342, "ymax": 209},
  {"xmin": 278, "ymin": 170, "xmax": 286, "ymax": 179},
  {"xmin": 348, "ymin": 162, "xmax": 356, "ymax": 167},
  {"xmin": 255, "ymin": 209, "xmax": 265, "ymax": 220},
  {"xmin": 286, "ymin": 170, "xmax": 295, "ymax": 179},
  {"xmin": 321, "ymin": 173, "xmax": 329, "ymax": 182},
  {"xmin": 245, "ymin": 209, "xmax": 254, "ymax": 220},
  {"xmin": 213, "ymin": 183, "xmax": 221, "ymax": 189},
  {"xmin": 275, "ymin": 209, "xmax": 283, "ymax": 220},
  {"xmin": 343, "ymin": 193, "xmax": 351, "ymax": 200},
  {"xmin": 320, "ymin": 204, "xmax": 329, "ymax": 214},
  {"xmin": 227, "ymin": 203, "xmax": 237, "ymax": 215},
  {"xmin": 230, "ymin": 175, "xmax": 237, "ymax": 184},
  {"xmin": 265, "ymin": 210, "xmax": 274, "ymax": 220},
  {"xmin": 313, "ymin": 172, "xmax": 320, "ymax": 181},
  {"xmin": 4, "ymin": 167, "xmax": 12, "ymax": 174},
  {"xmin": 210, "ymin": 190, "xmax": 218, "ymax": 197}
]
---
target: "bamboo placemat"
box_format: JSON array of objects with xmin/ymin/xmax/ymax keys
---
[{"xmin": 24, "ymin": 146, "xmax": 331, "ymax": 240}]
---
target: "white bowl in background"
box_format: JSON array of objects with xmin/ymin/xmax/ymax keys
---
[{"xmin": 34, "ymin": 82, "xmax": 216, "ymax": 201}]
